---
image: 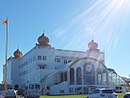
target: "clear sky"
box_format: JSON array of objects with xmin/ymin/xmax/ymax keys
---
[{"xmin": 0, "ymin": 0, "xmax": 130, "ymax": 83}]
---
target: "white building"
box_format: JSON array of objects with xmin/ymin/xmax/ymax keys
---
[{"xmin": 3, "ymin": 33, "xmax": 126, "ymax": 95}]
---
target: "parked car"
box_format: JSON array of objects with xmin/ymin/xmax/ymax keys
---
[
  {"xmin": 124, "ymin": 94, "xmax": 130, "ymax": 98},
  {"xmin": 0, "ymin": 89, "xmax": 16, "ymax": 98},
  {"xmin": 0, "ymin": 95, "xmax": 4, "ymax": 98},
  {"xmin": 87, "ymin": 88, "xmax": 118, "ymax": 98}
]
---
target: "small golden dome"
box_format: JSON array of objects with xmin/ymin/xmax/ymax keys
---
[
  {"xmin": 88, "ymin": 40, "xmax": 98, "ymax": 50},
  {"xmin": 14, "ymin": 49, "xmax": 23, "ymax": 59},
  {"xmin": 38, "ymin": 33, "xmax": 49, "ymax": 46}
]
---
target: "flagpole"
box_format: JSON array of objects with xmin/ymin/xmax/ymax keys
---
[{"xmin": 4, "ymin": 18, "xmax": 8, "ymax": 90}]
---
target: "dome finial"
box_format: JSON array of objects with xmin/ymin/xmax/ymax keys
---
[
  {"xmin": 37, "ymin": 30, "xmax": 51, "ymax": 47},
  {"xmin": 14, "ymin": 48, "xmax": 23, "ymax": 59},
  {"xmin": 42, "ymin": 29, "xmax": 45, "ymax": 35},
  {"xmin": 88, "ymin": 39, "xmax": 99, "ymax": 51}
]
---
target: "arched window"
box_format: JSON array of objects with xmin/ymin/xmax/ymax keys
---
[
  {"xmin": 97, "ymin": 68, "xmax": 102, "ymax": 85},
  {"xmin": 102, "ymin": 69, "xmax": 107, "ymax": 84},
  {"xmin": 76, "ymin": 67, "xmax": 82, "ymax": 85},
  {"xmin": 60, "ymin": 72, "xmax": 67, "ymax": 82},
  {"xmin": 70, "ymin": 68, "xmax": 75, "ymax": 85},
  {"xmin": 64, "ymin": 72, "xmax": 67, "ymax": 81},
  {"xmin": 60, "ymin": 73, "xmax": 64, "ymax": 82}
]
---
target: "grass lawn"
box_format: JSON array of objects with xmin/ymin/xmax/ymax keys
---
[
  {"xmin": 40, "ymin": 93, "xmax": 125, "ymax": 98},
  {"xmin": 117, "ymin": 93, "xmax": 125, "ymax": 98},
  {"xmin": 40, "ymin": 95, "xmax": 86, "ymax": 98}
]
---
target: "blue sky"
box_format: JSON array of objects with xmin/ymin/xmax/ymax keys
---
[{"xmin": 0, "ymin": 0, "xmax": 130, "ymax": 83}]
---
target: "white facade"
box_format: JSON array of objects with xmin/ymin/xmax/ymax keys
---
[{"xmin": 3, "ymin": 33, "xmax": 126, "ymax": 95}]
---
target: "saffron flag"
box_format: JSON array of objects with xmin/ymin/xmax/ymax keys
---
[{"xmin": 3, "ymin": 19, "xmax": 8, "ymax": 24}]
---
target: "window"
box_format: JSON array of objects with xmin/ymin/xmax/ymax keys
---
[
  {"xmin": 102, "ymin": 72, "xmax": 107, "ymax": 84},
  {"xmin": 98, "ymin": 74, "xmax": 101, "ymax": 84},
  {"xmin": 93, "ymin": 90, "xmax": 100, "ymax": 93},
  {"xmin": 64, "ymin": 72, "xmax": 67, "ymax": 81},
  {"xmin": 35, "ymin": 84, "xmax": 40, "ymax": 89},
  {"xmin": 39, "ymin": 66, "xmax": 44, "ymax": 69},
  {"xmin": 97, "ymin": 68, "xmax": 102, "ymax": 85},
  {"xmin": 60, "ymin": 73, "xmax": 64, "ymax": 82},
  {"xmin": 43, "ymin": 56, "xmax": 46, "ymax": 60},
  {"xmin": 60, "ymin": 90, "xmax": 64, "ymax": 93},
  {"xmin": 38, "ymin": 64, "xmax": 47, "ymax": 69},
  {"xmin": 69, "ymin": 88, "xmax": 73, "ymax": 93},
  {"xmin": 76, "ymin": 67, "xmax": 82, "ymax": 85},
  {"xmin": 64, "ymin": 60, "xmax": 67, "ymax": 64},
  {"xmin": 38, "ymin": 56, "xmax": 42, "ymax": 60},
  {"xmin": 102, "ymin": 90, "xmax": 114, "ymax": 93},
  {"xmin": 68, "ymin": 60, "xmax": 71, "ymax": 63},
  {"xmin": 55, "ymin": 58, "xmax": 60, "ymax": 62},
  {"xmin": 69, "ymin": 88, "xmax": 71, "ymax": 93},
  {"xmin": 70, "ymin": 68, "xmax": 75, "ymax": 84},
  {"xmin": 29, "ymin": 84, "xmax": 34, "ymax": 89}
]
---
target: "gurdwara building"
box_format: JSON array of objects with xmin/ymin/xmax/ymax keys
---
[{"xmin": 3, "ymin": 33, "xmax": 126, "ymax": 95}]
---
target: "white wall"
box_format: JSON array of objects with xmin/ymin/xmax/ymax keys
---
[{"xmin": 50, "ymin": 81, "xmax": 69, "ymax": 95}]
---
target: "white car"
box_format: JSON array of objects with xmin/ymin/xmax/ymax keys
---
[
  {"xmin": 87, "ymin": 88, "xmax": 118, "ymax": 98},
  {"xmin": 0, "ymin": 95, "xmax": 4, "ymax": 98},
  {"xmin": 0, "ymin": 89, "xmax": 16, "ymax": 98}
]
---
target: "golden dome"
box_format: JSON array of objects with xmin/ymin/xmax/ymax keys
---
[
  {"xmin": 38, "ymin": 33, "xmax": 49, "ymax": 46},
  {"xmin": 14, "ymin": 49, "xmax": 23, "ymax": 59},
  {"xmin": 88, "ymin": 40, "xmax": 98, "ymax": 50}
]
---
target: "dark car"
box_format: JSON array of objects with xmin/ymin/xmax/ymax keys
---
[{"xmin": 124, "ymin": 94, "xmax": 130, "ymax": 98}]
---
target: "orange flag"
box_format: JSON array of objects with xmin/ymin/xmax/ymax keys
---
[{"xmin": 3, "ymin": 19, "xmax": 8, "ymax": 24}]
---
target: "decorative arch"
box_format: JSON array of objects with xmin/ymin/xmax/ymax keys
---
[
  {"xmin": 70, "ymin": 68, "xmax": 75, "ymax": 85},
  {"xmin": 68, "ymin": 57, "xmax": 108, "ymax": 85},
  {"xmin": 76, "ymin": 67, "xmax": 82, "ymax": 85},
  {"xmin": 69, "ymin": 57, "xmax": 107, "ymax": 69}
]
